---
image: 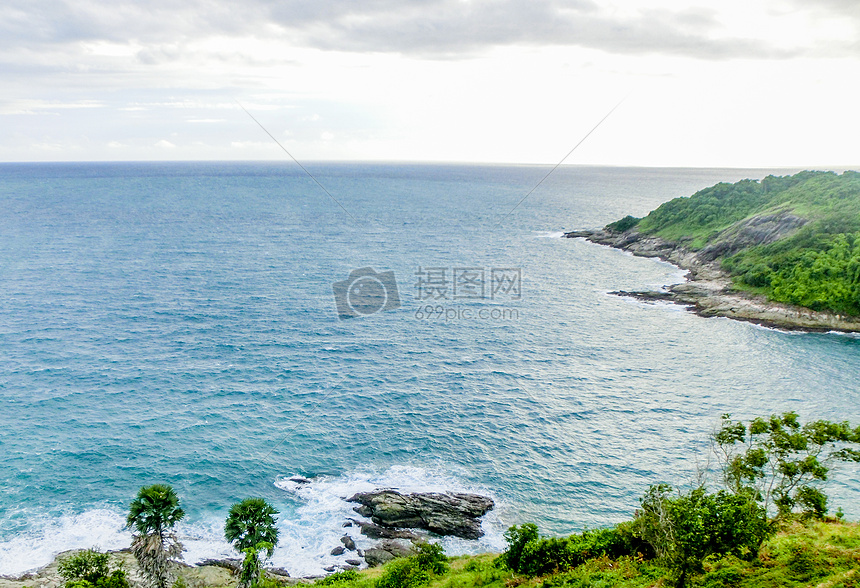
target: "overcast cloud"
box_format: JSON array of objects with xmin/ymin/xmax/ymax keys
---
[
  {"xmin": 1, "ymin": 0, "xmax": 858, "ymax": 165},
  {"xmin": 2, "ymin": 0, "xmax": 854, "ymax": 59}
]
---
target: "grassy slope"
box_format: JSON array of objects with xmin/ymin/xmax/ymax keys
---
[
  {"xmin": 311, "ymin": 521, "xmax": 860, "ymax": 588},
  {"xmin": 612, "ymin": 171, "xmax": 860, "ymax": 315}
]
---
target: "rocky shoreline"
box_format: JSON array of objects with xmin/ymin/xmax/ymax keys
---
[
  {"xmin": 564, "ymin": 228, "xmax": 860, "ymax": 333},
  {"xmin": 0, "ymin": 488, "xmax": 495, "ymax": 587}
]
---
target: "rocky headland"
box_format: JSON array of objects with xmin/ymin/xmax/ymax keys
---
[{"xmin": 565, "ymin": 227, "xmax": 860, "ymax": 333}]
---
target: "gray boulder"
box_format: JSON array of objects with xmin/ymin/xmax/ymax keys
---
[
  {"xmin": 347, "ymin": 489, "xmax": 494, "ymax": 539},
  {"xmin": 340, "ymin": 535, "xmax": 356, "ymax": 551},
  {"xmin": 362, "ymin": 540, "xmax": 414, "ymax": 567},
  {"xmin": 356, "ymin": 520, "xmax": 420, "ymax": 540}
]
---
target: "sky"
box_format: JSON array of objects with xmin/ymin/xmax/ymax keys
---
[{"xmin": 2, "ymin": 0, "xmax": 859, "ymax": 166}]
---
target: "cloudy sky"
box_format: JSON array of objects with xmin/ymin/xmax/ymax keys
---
[{"xmin": 2, "ymin": 0, "xmax": 859, "ymax": 166}]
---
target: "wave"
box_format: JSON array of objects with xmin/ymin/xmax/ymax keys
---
[
  {"xmin": 0, "ymin": 509, "xmax": 130, "ymax": 576},
  {"xmin": 0, "ymin": 466, "xmax": 505, "ymax": 578},
  {"xmin": 270, "ymin": 465, "xmax": 506, "ymax": 577}
]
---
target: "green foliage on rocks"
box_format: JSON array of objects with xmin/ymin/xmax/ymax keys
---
[
  {"xmin": 606, "ymin": 215, "xmax": 641, "ymax": 232},
  {"xmin": 723, "ymin": 230, "xmax": 860, "ymax": 315}
]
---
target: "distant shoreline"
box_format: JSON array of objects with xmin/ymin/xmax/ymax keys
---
[{"xmin": 564, "ymin": 228, "xmax": 860, "ymax": 333}]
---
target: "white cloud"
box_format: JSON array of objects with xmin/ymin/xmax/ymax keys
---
[{"xmin": 0, "ymin": 0, "xmax": 858, "ymax": 165}]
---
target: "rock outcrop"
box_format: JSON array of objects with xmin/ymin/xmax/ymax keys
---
[
  {"xmin": 347, "ymin": 489, "xmax": 494, "ymax": 540},
  {"xmin": 362, "ymin": 540, "xmax": 415, "ymax": 567}
]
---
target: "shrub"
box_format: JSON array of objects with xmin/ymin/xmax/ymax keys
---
[
  {"xmin": 373, "ymin": 541, "xmax": 448, "ymax": 588},
  {"xmin": 634, "ymin": 484, "xmax": 772, "ymax": 588},
  {"xmin": 501, "ymin": 523, "xmax": 540, "ymax": 573},
  {"xmin": 412, "ymin": 541, "xmax": 448, "ymax": 575},
  {"xmin": 57, "ymin": 549, "xmax": 129, "ymax": 588},
  {"xmin": 316, "ymin": 570, "xmax": 359, "ymax": 586},
  {"xmin": 500, "ymin": 523, "xmax": 644, "ymax": 577},
  {"xmin": 375, "ymin": 558, "xmax": 430, "ymax": 588},
  {"xmin": 58, "ymin": 550, "xmax": 111, "ymax": 586},
  {"xmin": 700, "ymin": 566, "xmax": 743, "ymax": 588},
  {"xmin": 606, "ymin": 215, "xmax": 641, "ymax": 233}
]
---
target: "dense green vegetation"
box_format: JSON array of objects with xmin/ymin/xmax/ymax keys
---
[
  {"xmin": 303, "ymin": 521, "xmax": 860, "ymax": 588},
  {"xmin": 309, "ymin": 412, "xmax": 859, "ymax": 588},
  {"xmin": 723, "ymin": 230, "xmax": 860, "ymax": 315},
  {"xmin": 609, "ymin": 170, "xmax": 860, "ymax": 315}
]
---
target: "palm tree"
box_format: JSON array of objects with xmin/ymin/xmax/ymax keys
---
[
  {"xmin": 127, "ymin": 484, "xmax": 185, "ymax": 588},
  {"xmin": 225, "ymin": 498, "xmax": 280, "ymax": 588}
]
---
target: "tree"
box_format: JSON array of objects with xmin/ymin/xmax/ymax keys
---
[
  {"xmin": 634, "ymin": 484, "xmax": 772, "ymax": 588},
  {"xmin": 714, "ymin": 412, "xmax": 860, "ymax": 519},
  {"xmin": 127, "ymin": 484, "xmax": 185, "ymax": 588},
  {"xmin": 225, "ymin": 498, "xmax": 280, "ymax": 588}
]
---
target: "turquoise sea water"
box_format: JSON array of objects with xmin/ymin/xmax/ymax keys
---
[{"xmin": 1, "ymin": 162, "xmax": 859, "ymax": 575}]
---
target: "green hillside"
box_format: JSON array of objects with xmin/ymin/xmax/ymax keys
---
[
  {"xmin": 608, "ymin": 170, "xmax": 860, "ymax": 315},
  {"xmin": 310, "ymin": 521, "xmax": 860, "ymax": 588}
]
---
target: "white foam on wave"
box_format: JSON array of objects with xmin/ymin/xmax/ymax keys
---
[
  {"xmin": 533, "ymin": 231, "xmax": 566, "ymax": 239},
  {"xmin": 826, "ymin": 330, "xmax": 860, "ymax": 338},
  {"xmin": 0, "ymin": 509, "xmax": 131, "ymax": 576},
  {"xmin": 0, "ymin": 508, "xmax": 233, "ymax": 576},
  {"xmin": 0, "ymin": 466, "xmax": 506, "ymax": 578},
  {"xmin": 270, "ymin": 465, "xmax": 506, "ymax": 577}
]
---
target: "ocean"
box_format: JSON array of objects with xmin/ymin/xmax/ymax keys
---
[{"xmin": 1, "ymin": 162, "xmax": 858, "ymax": 575}]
